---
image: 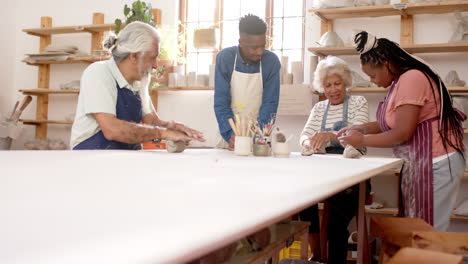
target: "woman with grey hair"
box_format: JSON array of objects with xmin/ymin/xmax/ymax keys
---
[
  {"xmin": 71, "ymin": 21, "xmax": 205, "ymax": 150},
  {"xmin": 300, "ymin": 56, "xmax": 368, "ymax": 153},
  {"xmin": 296, "ymin": 56, "xmax": 369, "ymax": 264}
]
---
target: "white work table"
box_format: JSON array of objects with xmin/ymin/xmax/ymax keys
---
[{"xmin": 1, "ymin": 149, "xmax": 402, "ymax": 264}]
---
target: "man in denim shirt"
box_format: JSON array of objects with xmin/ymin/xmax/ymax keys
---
[{"xmin": 214, "ymin": 14, "xmax": 280, "ymax": 149}]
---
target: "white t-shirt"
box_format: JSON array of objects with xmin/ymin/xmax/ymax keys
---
[
  {"xmin": 70, "ymin": 58, "xmax": 153, "ymax": 148},
  {"xmin": 300, "ymin": 95, "xmax": 369, "ymax": 145}
]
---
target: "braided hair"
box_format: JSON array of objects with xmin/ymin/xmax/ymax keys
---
[{"xmin": 354, "ymin": 31, "xmax": 464, "ymax": 155}]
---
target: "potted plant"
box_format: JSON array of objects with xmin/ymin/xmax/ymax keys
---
[{"xmin": 114, "ymin": 0, "xmax": 155, "ymax": 34}]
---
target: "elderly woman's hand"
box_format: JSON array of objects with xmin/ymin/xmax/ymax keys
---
[
  {"xmin": 309, "ymin": 131, "xmax": 336, "ymax": 151},
  {"xmin": 338, "ymin": 129, "xmax": 365, "ymax": 148}
]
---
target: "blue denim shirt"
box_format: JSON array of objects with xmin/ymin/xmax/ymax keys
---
[{"xmin": 214, "ymin": 46, "xmax": 281, "ymax": 141}]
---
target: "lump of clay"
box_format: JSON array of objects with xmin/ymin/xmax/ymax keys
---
[
  {"xmin": 343, "ymin": 145, "xmax": 362, "ymax": 159},
  {"xmin": 275, "ymin": 131, "xmax": 286, "ymax": 143},
  {"xmin": 301, "ymin": 142, "xmax": 326, "ymax": 156},
  {"xmin": 166, "ymin": 140, "xmax": 186, "ymax": 153},
  {"xmin": 301, "ymin": 144, "xmax": 315, "ymax": 156}
]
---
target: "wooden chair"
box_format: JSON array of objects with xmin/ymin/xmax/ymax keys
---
[
  {"xmin": 370, "ymin": 216, "xmax": 468, "ymax": 264},
  {"xmin": 386, "ymin": 247, "xmax": 464, "ymax": 264}
]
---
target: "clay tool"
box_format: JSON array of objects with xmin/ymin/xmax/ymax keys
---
[{"xmin": 228, "ymin": 118, "xmax": 238, "ymax": 136}]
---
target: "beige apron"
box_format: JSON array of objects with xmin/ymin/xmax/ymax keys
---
[{"xmin": 216, "ymin": 53, "xmax": 263, "ymax": 148}]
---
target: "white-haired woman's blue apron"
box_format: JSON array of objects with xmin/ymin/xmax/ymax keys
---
[{"xmin": 320, "ymin": 96, "xmax": 348, "ymax": 154}]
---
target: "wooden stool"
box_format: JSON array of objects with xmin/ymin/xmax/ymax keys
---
[
  {"xmin": 386, "ymin": 247, "xmax": 463, "ymax": 264},
  {"xmin": 370, "ymin": 216, "xmax": 468, "ymax": 263}
]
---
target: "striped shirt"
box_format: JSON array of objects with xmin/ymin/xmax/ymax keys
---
[{"xmin": 300, "ymin": 95, "xmax": 369, "ymax": 145}]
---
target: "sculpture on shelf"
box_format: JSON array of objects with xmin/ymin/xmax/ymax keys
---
[
  {"xmin": 444, "ymin": 70, "xmax": 466, "ymax": 87},
  {"xmin": 318, "ymin": 31, "xmax": 344, "ymax": 47},
  {"xmin": 312, "ymin": 0, "xmax": 354, "ymax": 8},
  {"xmin": 352, "ymin": 70, "xmax": 375, "ymax": 87},
  {"xmin": 450, "ymin": 12, "xmax": 468, "ymax": 43},
  {"xmin": 353, "ymin": 0, "xmax": 373, "ymax": 7}
]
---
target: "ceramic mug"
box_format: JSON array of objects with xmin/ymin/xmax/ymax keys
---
[
  {"xmin": 273, "ymin": 142, "xmax": 290, "ymax": 158},
  {"xmin": 234, "ymin": 136, "xmax": 251, "ymax": 156}
]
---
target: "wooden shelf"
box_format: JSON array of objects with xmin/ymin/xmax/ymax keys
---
[
  {"xmin": 365, "ymin": 207, "xmax": 468, "ymax": 220},
  {"xmin": 308, "ymin": 42, "xmax": 468, "ymax": 56},
  {"xmin": 309, "ymin": 1, "xmax": 468, "ymax": 20},
  {"xmin": 23, "ymin": 23, "xmax": 115, "ymax": 36},
  {"xmin": 365, "ymin": 207, "xmax": 399, "ymax": 216},
  {"xmin": 153, "ymin": 86, "xmax": 214, "ymax": 91},
  {"xmin": 20, "ymin": 119, "xmax": 73, "ymax": 125},
  {"xmin": 23, "ymin": 56, "xmax": 110, "ymax": 65},
  {"xmin": 20, "ymin": 88, "xmax": 79, "ymax": 95},
  {"xmin": 310, "ymin": 86, "xmax": 468, "ymax": 94}
]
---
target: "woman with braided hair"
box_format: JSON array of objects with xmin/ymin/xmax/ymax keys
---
[{"xmin": 338, "ymin": 31, "xmax": 465, "ymax": 231}]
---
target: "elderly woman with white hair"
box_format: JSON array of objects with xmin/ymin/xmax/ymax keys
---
[
  {"xmin": 71, "ymin": 21, "xmax": 205, "ymax": 150},
  {"xmin": 300, "ymin": 56, "xmax": 368, "ymax": 154},
  {"xmin": 296, "ymin": 56, "xmax": 369, "ymax": 264}
]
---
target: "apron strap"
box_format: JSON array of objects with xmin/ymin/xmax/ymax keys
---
[
  {"xmin": 233, "ymin": 53, "xmax": 238, "ymax": 75},
  {"xmin": 321, "ymin": 95, "xmax": 349, "ymax": 131}
]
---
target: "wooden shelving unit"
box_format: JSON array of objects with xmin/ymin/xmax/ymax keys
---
[
  {"xmin": 20, "ymin": 88, "xmax": 79, "ymax": 95},
  {"xmin": 23, "ymin": 24, "xmax": 115, "ymax": 36},
  {"xmin": 308, "ymin": 1, "xmax": 468, "ymax": 52},
  {"xmin": 310, "ymin": 86, "xmax": 468, "ymax": 94},
  {"xmin": 21, "ymin": 11, "xmax": 163, "ymax": 138},
  {"xmin": 20, "ymin": 119, "xmax": 73, "ymax": 125},
  {"xmin": 308, "ymin": 42, "xmax": 468, "ymax": 57},
  {"xmin": 309, "ymin": 1, "xmax": 468, "ymax": 20},
  {"xmin": 22, "ymin": 56, "xmax": 111, "ymax": 66},
  {"xmin": 21, "ymin": 13, "xmax": 109, "ymax": 138}
]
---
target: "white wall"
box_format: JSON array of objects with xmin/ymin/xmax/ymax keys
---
[{"xmin": 0, "ymin": 0, "xmax": 17, "ymax": 116}]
